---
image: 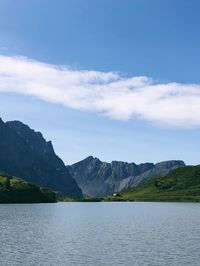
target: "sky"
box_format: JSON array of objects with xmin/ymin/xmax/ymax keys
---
[{"xmin": 0, "ymin": 0, "xmax": 200, "ymax": 165}]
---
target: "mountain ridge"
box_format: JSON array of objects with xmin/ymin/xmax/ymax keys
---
[{"xmin": 68, "ymin": 156, "xmax": 185, "ymax": 197}]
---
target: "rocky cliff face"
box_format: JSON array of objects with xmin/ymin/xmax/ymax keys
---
[
  {"xmin": 68, "ymin": 156, "xmax": 185, "ymax": 197},
  {"xmin": 0, "ymin": 118, "xmax": 82, "ymax": 198}
]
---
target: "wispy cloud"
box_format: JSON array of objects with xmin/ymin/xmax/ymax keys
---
[{"xmin": 0, "ymin": 55, "xmax": 200, "ymax": 128}]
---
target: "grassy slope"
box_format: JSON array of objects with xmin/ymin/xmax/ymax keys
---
[
  {"xmin": 107, "ymin": 166, "xmax": 200, "ymax": 202},
  {"xmin": 0, "ymin": 173, "xmax": 56, "ymax": 203}
]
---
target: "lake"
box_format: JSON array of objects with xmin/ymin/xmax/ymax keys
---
[{"xmin": 0, "ymin": 202, "xmax": 200, "ymax": 266}]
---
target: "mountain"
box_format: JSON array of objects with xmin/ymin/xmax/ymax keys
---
[
  {"xmin": 0, "ymin": 118, "xmax": 83, "ymax": 198},
  {"xmin": 0, "ymin": 173, "xmax": 56, "ymax": 203},
  {"xmin": 68, "ymin": 156, "xmax": 185, "ymax": 197},
  {"xmin": 108, "ymin": 165, "xmax": 200, "ymax": 202}
]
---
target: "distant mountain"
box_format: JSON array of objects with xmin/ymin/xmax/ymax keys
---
[
  {"xmin": 68, "ymin": 156, "xmax": 185, "ymax": 197},
  {"xmin": 0, "ymin": 118, "xmax": 83, "ymax": 198},
  {"xmin": 0, "ymin": 173, "xmax": 56, "ymax": 203},
  {"xmin": 108, "ymin": 165, "xmax": 200, "ymax": 202}
]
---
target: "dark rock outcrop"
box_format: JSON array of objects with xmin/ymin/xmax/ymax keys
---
[
  {"xmin": 68, "ymin": 156, "xmax": 185, "ymax": 197},
  {"xmin": 0, "ymin": 118, "xmax": 82, "ymax": 198}
]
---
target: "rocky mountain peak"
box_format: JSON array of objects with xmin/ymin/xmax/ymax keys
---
[
  {"xmin": 0, "ymin": 118, "xmax": 83, "ymax": 198},
  {"xmin": 68, "ymin": 157, "xmax": 186, "ymax": 197}
]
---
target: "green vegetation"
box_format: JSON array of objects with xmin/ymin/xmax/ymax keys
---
[
  {"xmin": 106, "ymin": 166, "xmax": 200, "ymax": 202},
  {"xmin": 77, "ymin": 197, "xmax": 103, "ymax": 202},
  {"xmin": 59, "ymin": 197, "xmax": 103, "ymax": 202},
  {"xmin": 0, "ymin": 173, "xmax": 57, "ymax": 203},
  {"xmin": 59, "ymin": 197, "xmax": 76, "ymax": 202}
]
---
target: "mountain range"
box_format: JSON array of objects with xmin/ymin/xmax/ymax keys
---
[
  {"xmin": 0, "ymin": 117, "xmax": 186, "ymax": 199},
  {"xmin": 68, "ymin": 156, "xmax": 185, "ymax": 197}
]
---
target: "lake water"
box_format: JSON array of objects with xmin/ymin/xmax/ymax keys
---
[{"xmin": 0, "ymin": 202, "xmax": 200, "ymax": 266}]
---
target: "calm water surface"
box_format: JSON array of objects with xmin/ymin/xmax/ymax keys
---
[{"xmin": 0, "ymin": 202, "xmax": 200, "ymax": 266}]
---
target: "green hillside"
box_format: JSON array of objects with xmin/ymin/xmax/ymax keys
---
[
  {"xmin": 107, "ymin": 166, "xmax": 200, "ymax": 202},
  {"xmin": 0, "ymin": 173, "xmax": 56, "ymax": 203}
]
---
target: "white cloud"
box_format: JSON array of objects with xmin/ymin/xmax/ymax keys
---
[{"xmin": 0, "ymin": 55, "xmax": 200, "ymax": 128}]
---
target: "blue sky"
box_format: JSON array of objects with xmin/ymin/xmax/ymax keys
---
[{"xmin": 0, "ymin": 0, "xmax": 200, "ymax": 165}]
